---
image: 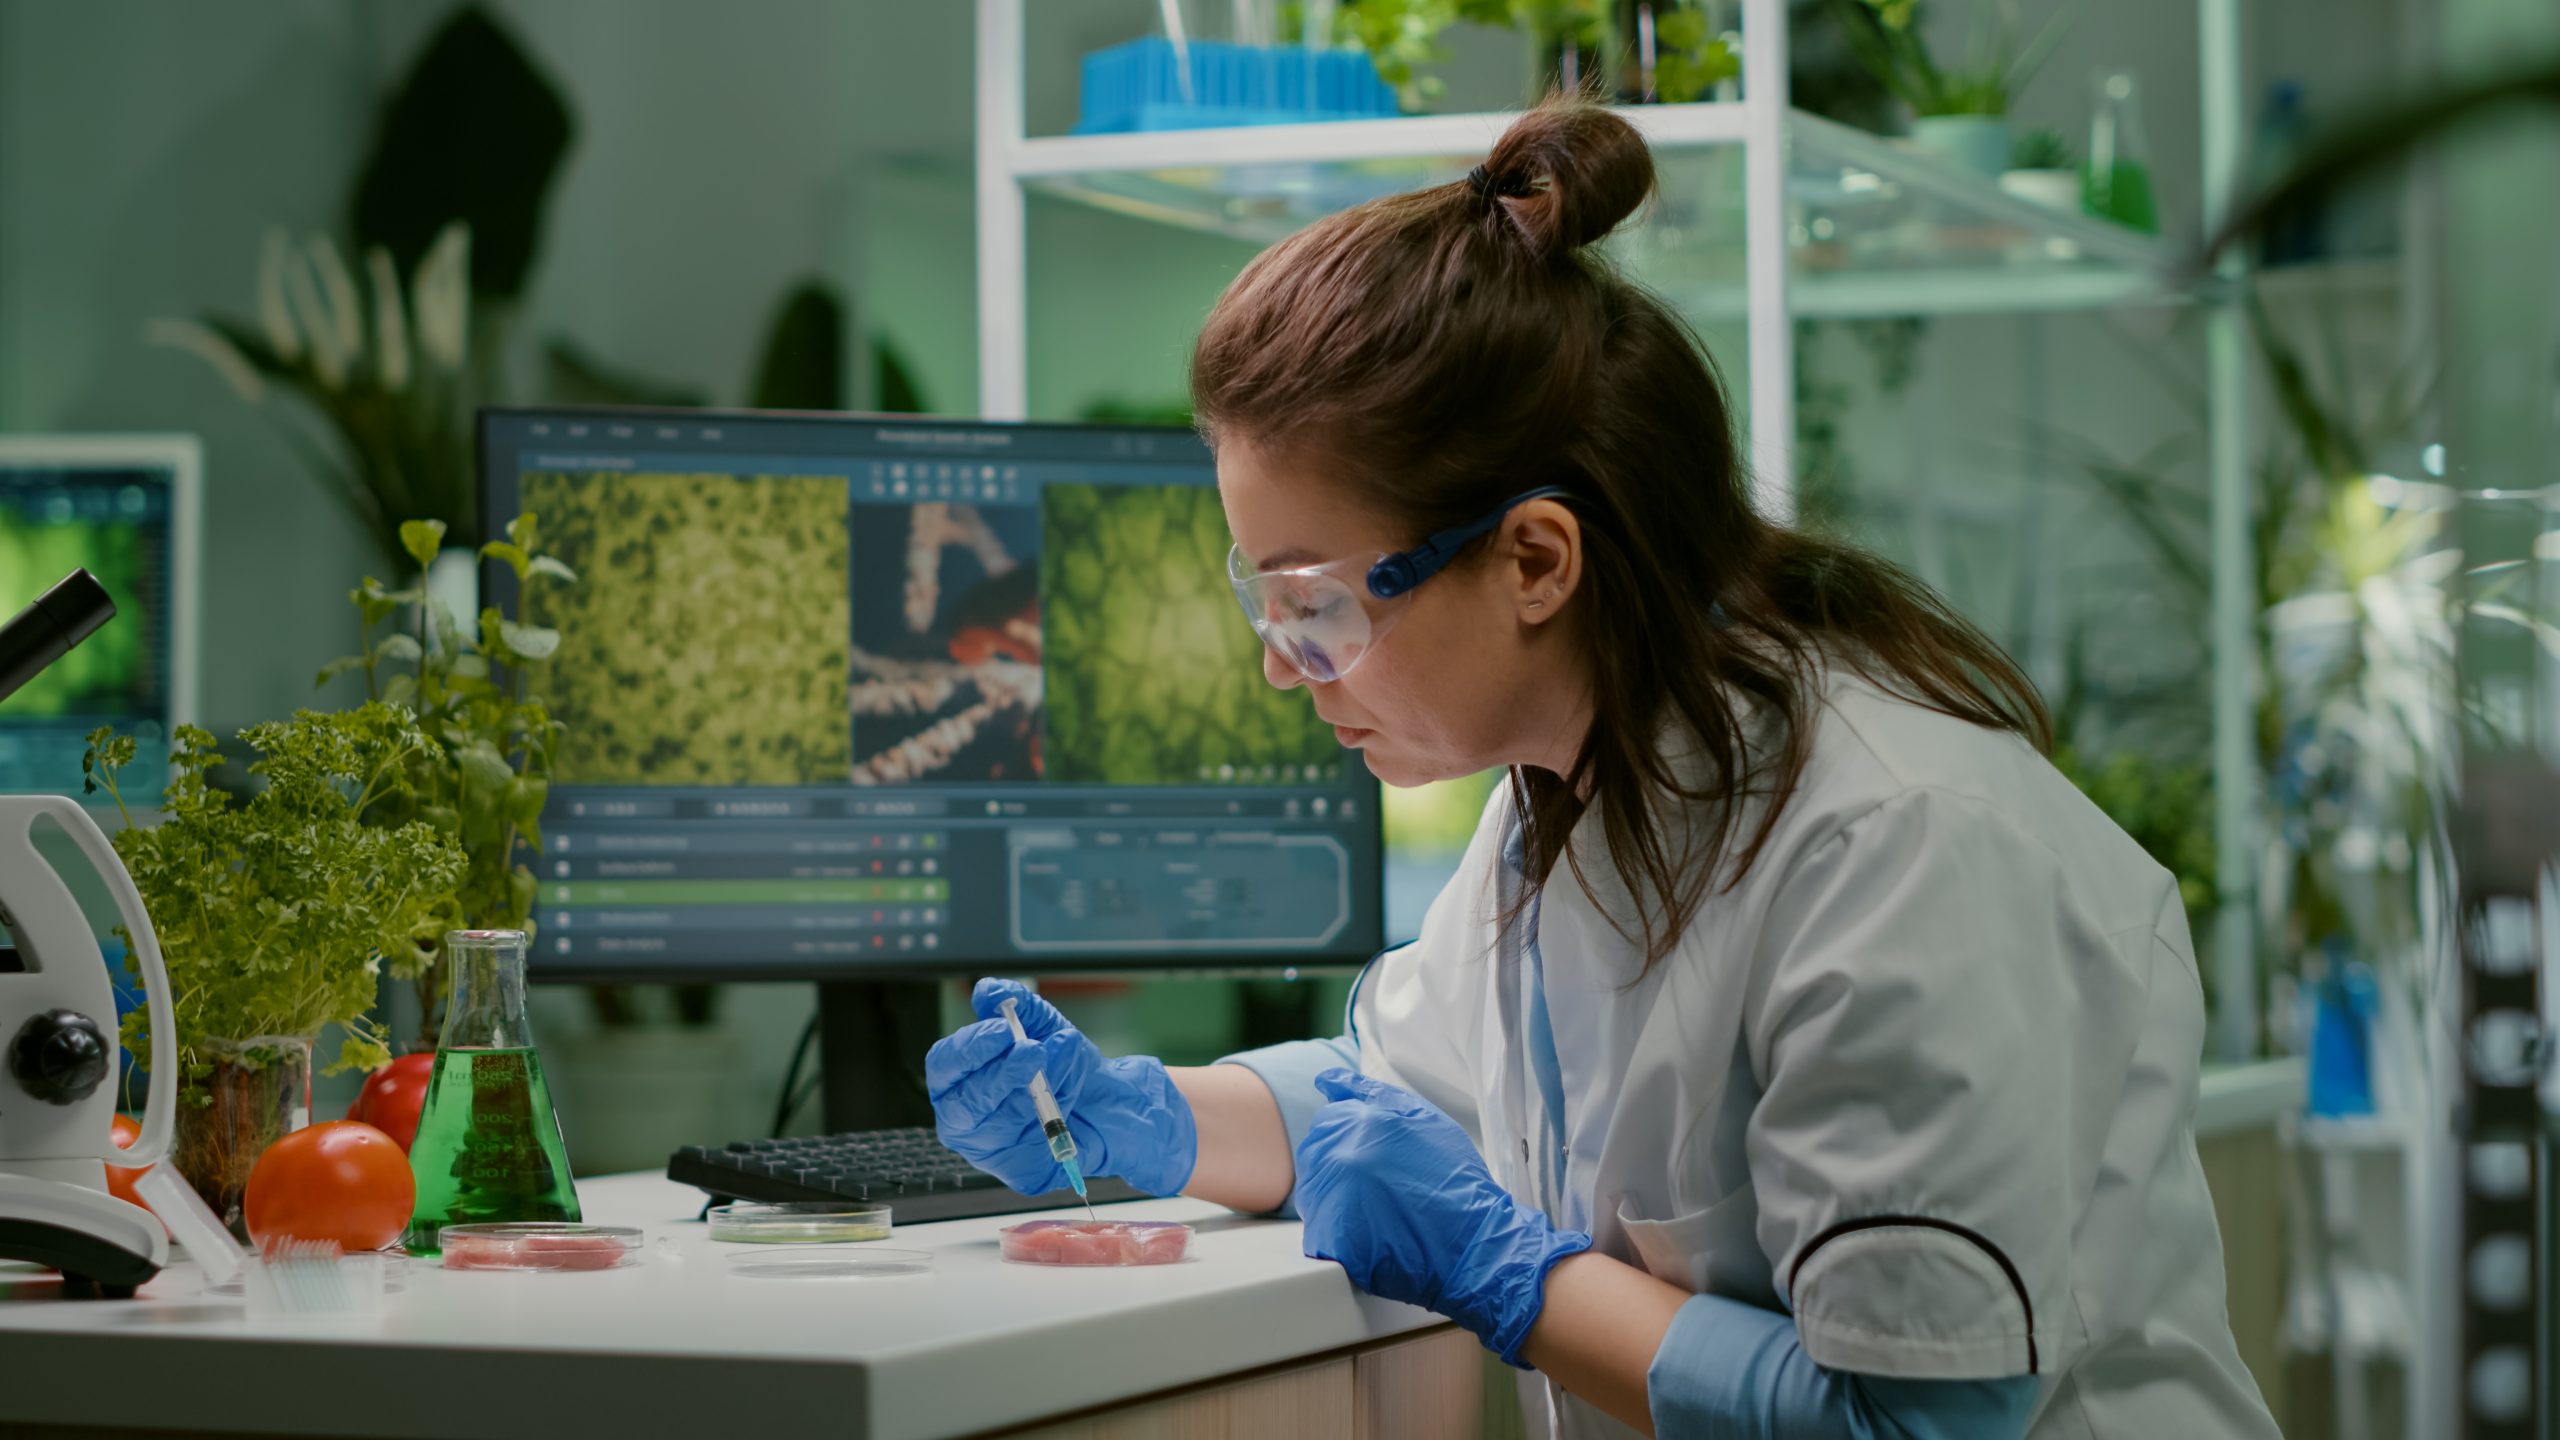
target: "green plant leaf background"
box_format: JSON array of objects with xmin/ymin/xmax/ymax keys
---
[
  {"xmin": 1041, "ymin": 483, "xmax": 1343, "ymax": 785},
  {"xmin": 526, "ymin": 470, "xmax": 851, "ymax": 785}
]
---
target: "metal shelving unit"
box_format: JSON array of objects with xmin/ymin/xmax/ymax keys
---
[{"xmin": 971, "ymin": 0, "xmax": 2253, "ymax": 1050}]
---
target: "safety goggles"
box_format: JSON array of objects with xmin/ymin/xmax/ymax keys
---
[{"xmin": 1226, "ymin": 487, "xmax": 1570, "ymax": 683}]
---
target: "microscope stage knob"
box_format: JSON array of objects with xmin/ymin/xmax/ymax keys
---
[{"xmin": 9, "ymin": 1008, "xmax": 111, "ymax": 1105}]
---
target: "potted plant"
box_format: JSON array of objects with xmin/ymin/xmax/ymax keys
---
[
  {"xmin": 322, "ymin": 514, "xmax": 571, "ymax": 1044},
  {"xmin": 2000, "ymin": 125, "xmax": 2080, "ymax": 209},
  {"xmin": 1832, "ymin": 0, "xmax": 2080, "ymax": 176},
  {"xmin": 146, "ymin": 7, "xmax": 573, "ymax": 572},
  {"xmin": 82, "ymin": 709, "xmax": 464, "ymax": 1233}
]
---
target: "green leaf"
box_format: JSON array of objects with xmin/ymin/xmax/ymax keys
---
[
  {"xmin": 351, "ymin": 577, "xmax": 401, "ymax": 628},
  {"xmin": 507, "ymin": 512, "xmax": 539, "ymax": 553},
  {"xmin": 315, "ymin": 654, "xmax": 368, "ymax": 689},
  {"xmin": 480, "ymin": 540, "xmax": 529, "ymax": 581},
  {"xmin": 375, "ymin": 633, "xmax": 424, "ymax": 665},
  {"xmin": 498, "ymin": 621, "xmax": 561, "ymax": 662},
  {"xmin": 449, "ymin": 653, "xmax": 489, "ymax": 683},
  {"xmin": 508, "ymin": 775, "xmax": 548, "ymax": 828},
  {"xmin": 380, "ymin": 673, "xmax": 418, "ymax": 709},
  {"xmin": 457, "ymin": 741, "xmax": 514, "ymax": 794},
  {"xmin": 399, "ymin": 519, "xmax": 449, "ymax": 572},
  {"xmin": 526, "ymin": 554, "xmax": 577, "ymax": 585},
  {"xmin": 431, "ymin": 598, "xmax": 465, "ymax": 655}
]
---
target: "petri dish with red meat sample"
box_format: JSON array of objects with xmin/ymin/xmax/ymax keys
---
[{"xmin": 997, "ymin": 1219, "xmax": 1193, "ymax": 1267}]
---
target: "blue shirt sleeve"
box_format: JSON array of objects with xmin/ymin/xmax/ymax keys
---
[
  {"xmin": 1649, "ymin": 1292, "xmax": 2038, "ymax": 1440},
  {"xmin": 1212, "ymin": 1035, "xmax": 1359, "ymax": 1217}
]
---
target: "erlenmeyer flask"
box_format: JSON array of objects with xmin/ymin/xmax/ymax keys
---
[
  {"xmin": 403, "ymin": 930, "xmax": 581, "ymax": 1254},
  {"xmin": 2082, "ymin": 68, "xmax": 2159, "ymax": 233}
]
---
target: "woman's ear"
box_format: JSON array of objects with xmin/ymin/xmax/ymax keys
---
[{"xmin": 1504, "ymin": 499, "xmax": 1581, "ymax": 625}]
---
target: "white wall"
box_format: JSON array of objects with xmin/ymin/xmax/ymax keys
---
[{"xmin": 0, "ymin": 0, "xmax": 392, "ymax": 728}]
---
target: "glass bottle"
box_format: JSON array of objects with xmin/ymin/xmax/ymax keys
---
[
  {"xmin": 2082, "ymin": 68, "xmax": 2158, "ymax": 233},
  {"xmin": 175, "ymin": 1034, "xmax": 313, "ymax": 1239},
  {"xmin": 403, "ymin": 930, "xmax": 581, "ymax": 1253}
]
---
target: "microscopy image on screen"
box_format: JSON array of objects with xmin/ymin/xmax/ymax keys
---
[
  {"xmin": 847, "ymin": 501, "xmax": 1043, "ymax": 784},
  {"xmin": 1040, "ymin": 482, "xmax": 1341, "ymax": 786},
  {"xmin": 525, "ymin": 470, "xmax": 852, "ymax": 786},
  {"xmin": 0, "ymin": 470, "xmax": 174, "ymax": 804},
  {"xmin": 0, "ymin": 498, "xmax": 151, "ymax": 717}
]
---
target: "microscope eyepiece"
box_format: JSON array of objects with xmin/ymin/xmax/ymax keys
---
[{"xmin": 0, "ymin": 569, "xmax": 117, "ymax": 709}]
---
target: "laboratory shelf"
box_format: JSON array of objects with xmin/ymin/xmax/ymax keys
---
[
  {"xmin": 1010, "ymin": 103, "xmax": 2188, "ymax": 318},
  {"xmin": 2295, "ymin": 1111, "xmax": 2414, "ymax": 1151}
]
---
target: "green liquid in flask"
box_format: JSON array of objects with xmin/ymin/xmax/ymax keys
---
[
  {"xmin": 404, "ymin": 1046, "xmax": 582, "ymax": 1254},
  {"xmin": 2081, "ymin": 159, "xmax": 2157, "ymax": 233}
]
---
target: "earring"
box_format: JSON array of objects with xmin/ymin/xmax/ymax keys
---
[{"xmin": 1525, "ymin": 598, "xmax": 1545, "ymax": 610}]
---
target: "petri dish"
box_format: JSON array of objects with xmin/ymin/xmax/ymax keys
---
[
  {"xmin": 724, "ymin": 1247, "xmax": 934, "ymax": 1280},
  {"xmin": 438, "ymin": 1223, "xmax": 644, "ymax": 1271},
  {"xmin": 998, "ymin": 1220, "xmax": 1193, "ymax": 1267},
  {"xmin": 707, "ymin": 1202, "xmax": 893, "ymax": 1244}
]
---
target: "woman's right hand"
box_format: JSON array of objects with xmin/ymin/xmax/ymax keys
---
[{"xmin": 926, "ymin": 978, "xmax": 1199, "ymax": 1197}]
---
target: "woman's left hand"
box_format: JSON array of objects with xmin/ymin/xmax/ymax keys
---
[{"xmin": 1294, "ymin": 1068, "xmax": 1592, "ymax": 1367}]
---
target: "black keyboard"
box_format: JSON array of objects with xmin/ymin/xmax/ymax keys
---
[{"xmin": 666, "ymin": 1126, "xmax": 1149, "ymax": 1223}]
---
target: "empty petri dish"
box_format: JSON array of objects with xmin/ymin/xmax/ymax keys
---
[
  {"xmin": 724, "ymin": 1247, "xmax": 934, "ymax": 1280},
  {"xmin": 707, "ymin": 1202, "xmax": 893, "ymax": 1244},
  {"xmin": 439, "ymin": 1223, "xmax": 644, "ymax": 1271},
  {"xmin": 999, "ymin": 1220, "xmax": 1192, "ymax": 1266}
]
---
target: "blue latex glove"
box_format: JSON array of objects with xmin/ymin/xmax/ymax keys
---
[
  {"xmin": 926, "ymin": 978, "xmax": 1197, "ymax": 1198},
  {"xmin": 1295, "ymin": 1068, "xmax": 1592, "ymax": 1368}
]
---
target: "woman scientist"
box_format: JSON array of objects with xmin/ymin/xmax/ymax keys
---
[{"xmin": 927, "ymin": 101, "xmax": 2280, "ymax": 1440}]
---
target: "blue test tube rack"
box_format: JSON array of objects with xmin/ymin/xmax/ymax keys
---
[{"xmin": 1073, "ymin": 38, "xmax": 1402, "ymax": 135}]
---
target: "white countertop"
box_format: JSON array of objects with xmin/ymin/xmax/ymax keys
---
[
  {"xmin": 0, "ymin": 1173, "xmax": 1442, "ymax": 1440},
  {"xmin": 2, "ymin": 1065, "xmax": 2304, "ymax": 1437}
]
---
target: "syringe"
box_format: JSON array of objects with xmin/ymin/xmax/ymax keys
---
[{"xmin": 999, "ymin": 997, "xmax": 1096, "ymax": 1221}]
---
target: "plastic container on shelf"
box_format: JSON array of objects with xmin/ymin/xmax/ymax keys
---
[{"xmin": 1075, "ymin": 38, "xmax": 1400, "ymax": 134}]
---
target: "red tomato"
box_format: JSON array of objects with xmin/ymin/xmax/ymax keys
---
[
  {"xmin": 344, "ymin": 1051, "xmax": 434, "ymax": 1152},
  {"xmin": 244, "ymin": 1121, "xmax": 415, "ymax": 1252},
  {"xmin": 106, "ymin": 1113, "xmax": 152, "ymax": 1211}
]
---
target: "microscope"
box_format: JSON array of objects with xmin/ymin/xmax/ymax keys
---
[{"xmin": 0, "ymin": 570, "xmax": 178, "ymax": 1297}]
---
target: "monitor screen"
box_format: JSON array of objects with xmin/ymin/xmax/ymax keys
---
[
  {"xmin": 480, "ymin": 408, "xmax": 1384, "ymax": 981},
  {"xmin": 0, "ymin": 437, "xmax": 199, "ymax": 807}
]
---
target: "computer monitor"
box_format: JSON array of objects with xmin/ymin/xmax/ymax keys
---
[
  {"xmin": 479, "ymin": 407, "xmax": 1385, "ymax": 1127},
  {"xmin": 0, "ymin": 436, "xmax": 201, "ymax": 807}
]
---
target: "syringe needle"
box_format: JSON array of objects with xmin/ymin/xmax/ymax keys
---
[{"xmin": 1001, "ymin": 997, "xmax": 1096, "ymax": 1216}]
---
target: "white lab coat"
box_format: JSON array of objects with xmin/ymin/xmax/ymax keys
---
[{"xmin": 1352, "ymin": 666, "xmax": 2282, "ymax": 1439}]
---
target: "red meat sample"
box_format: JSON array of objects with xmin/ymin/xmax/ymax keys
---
[
  {"xmin": 998, "ymin": 1220, "xmax": 1192, "ymax": 1267},
  {"xmin": 441, "ymin": 1232, "xmax": 630, "ymax": 1270}
]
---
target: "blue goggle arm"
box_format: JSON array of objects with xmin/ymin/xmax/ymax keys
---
[{"xmin": 1364, "ymin": 486, "xmax": 1573, "ymax": 600}]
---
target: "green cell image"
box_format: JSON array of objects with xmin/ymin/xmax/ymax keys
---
[
  {"xmin": 0, "ymin": 515, "xmax": 148, "ymax": 716},
  {"xmin": 525, "ymin": 471, "xmax": 851, "ymax": 786},
  {"xmin": 1041, "ymin": 483, "xmax": 1339, "ymax": 785}
]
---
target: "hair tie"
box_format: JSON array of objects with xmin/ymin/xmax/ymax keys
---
[{"xmin": 1467, "ymin": 164, "xmax": 1528, "ymax": 202}]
